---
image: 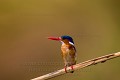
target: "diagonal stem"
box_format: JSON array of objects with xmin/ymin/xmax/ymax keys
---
[{"xmin": 31, "ymin": 52, "xmax": 120, "ymax": 80}]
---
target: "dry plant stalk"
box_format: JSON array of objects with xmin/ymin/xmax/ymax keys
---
[{"xmin": 31, "ymin": 52, "xmax": 120, "ymax": 80}]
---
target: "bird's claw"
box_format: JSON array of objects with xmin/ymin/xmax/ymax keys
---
[
  {"xmin": 64, "ymin": 65, "xmax": 74, "ymax": 73},
  {"xmin": 64, "ymin": 66, "xmax": 68, "ymax": 73}
]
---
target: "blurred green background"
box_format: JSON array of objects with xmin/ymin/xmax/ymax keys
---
[{"xmin": 0, "ymin": 0, "xmax": 120, "ymax": 80}]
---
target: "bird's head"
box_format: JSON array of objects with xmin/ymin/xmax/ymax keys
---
[{"xmin": 48, "ymin": 35, "xmax": 74, "ymax": 45}]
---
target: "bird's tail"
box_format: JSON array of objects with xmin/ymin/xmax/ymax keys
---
[{"xmin": 70, "ymin": 70, "xmax": 74, "ymax": 73}]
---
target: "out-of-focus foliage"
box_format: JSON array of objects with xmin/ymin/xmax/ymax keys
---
[{"xmin": 0, "ymin": 0, "xmax": 120, "ymax": 80}]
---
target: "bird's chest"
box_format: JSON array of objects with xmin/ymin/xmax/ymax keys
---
[{"xmin": 61, "ymin": 44, "xmax": 70, "ymax": 54}]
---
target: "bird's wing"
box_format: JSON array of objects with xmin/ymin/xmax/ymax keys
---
[{"xmin": 68, "ymin": 45, "xmax": 76, "ymax": 58}]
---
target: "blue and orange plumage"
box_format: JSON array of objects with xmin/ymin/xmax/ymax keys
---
[{"xmin": 48, "ymin": 35, "xmax": 77, "ymax": 73}]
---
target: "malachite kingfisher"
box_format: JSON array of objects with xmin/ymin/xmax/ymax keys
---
[{"xmin": 48, "ymin": 35, "xmax": 76, "ymax": 73}]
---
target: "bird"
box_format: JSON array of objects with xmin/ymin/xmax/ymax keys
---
[{"xmin": 48, "ymin": 35, "xmax": 76, "ymax": 73}]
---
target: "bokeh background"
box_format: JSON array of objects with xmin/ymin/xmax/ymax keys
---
[{"xmin": 0, "ymin": 0, "xmax": 120, "ymax": 80}]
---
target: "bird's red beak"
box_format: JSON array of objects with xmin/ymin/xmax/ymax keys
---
[{"xmin": 48, "ymin": 37, "xmax": 61, "ymax": 41}]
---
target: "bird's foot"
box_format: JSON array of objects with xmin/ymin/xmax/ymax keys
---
[
  {"xmin": 64, "ymin": 65, "xmax": 74, "ymax": 73},
  {"xmin": 71, "ymin": 65, "xmax": 74, "ymax": 70},
  {"xmin": 64, "ymin": 66, "xmax": 68, "ymax": 73},
  {"xmin": 70, "ymin": 65, "xmax": 74, "ymax": 73}
]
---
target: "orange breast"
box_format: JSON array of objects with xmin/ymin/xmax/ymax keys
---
[{"xmin": 61, "ymin": 44, "xmax": 76, "ymax": 58}]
